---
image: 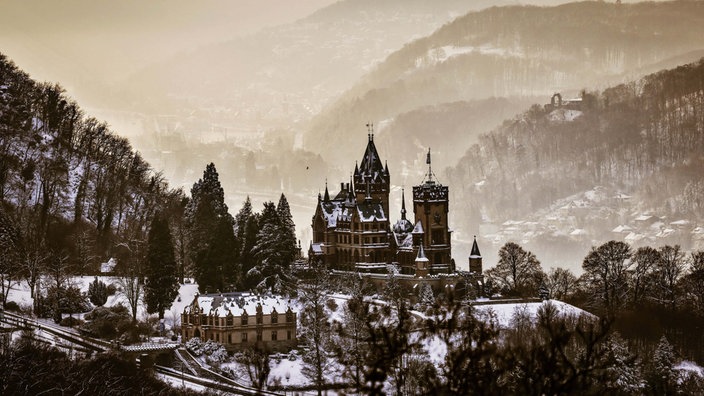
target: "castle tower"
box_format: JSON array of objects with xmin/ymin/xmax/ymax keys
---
[
  {"xmin": 412, "ymin": 148, "xmax": 451, "ymax": 274},
  {"xmin": 353, "ymin": 123, "xmax": 390, "ymax": 216},
  {"xmin": 468, "ymin": 236, "xmax": 482, "ymax": 274}
]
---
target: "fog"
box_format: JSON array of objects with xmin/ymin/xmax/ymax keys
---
[{"xmin": 1, "ymin": 0, "xmax": 692, "ymax": 273}]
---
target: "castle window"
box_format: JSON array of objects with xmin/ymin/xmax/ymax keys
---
[
  {"xmin": 228, "ymin": 334, "xmax": 232, "ymax": 344},
  {"xmin": 226, "ymin": 315, "xmax": 233, "ymax": 326},
  {"xmin": 271, "ymin": 311, "xmax": 278, "ymax": 324},
  {"xmin": 256, "ymin": 313, "xmax": 263, "ymax": 324},
  {"xmin": 242, "ymin": 332, "xmax": 248, "ymax": 342},
  {"xmin": 241, "ymin": 313, "xmax": 248, "ymax": 325},
  {"xmin": 256, "ymin": 329, "xmax": 263, "ymax": 341},
  {"xmin": 286, "ymin": 310, "xmax": 294, "ymax": 323},
  {"xmin": 272, "ymin": 331, "xmax": 278, "ymax": 341},
  {"xmin": 287, "ymin": 331, "xmax": 292, "ymax": 340}
]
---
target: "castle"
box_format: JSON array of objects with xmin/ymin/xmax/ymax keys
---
[{"xmin": 309, "ymin": 127, "xmax": 483, "ymax": 293}]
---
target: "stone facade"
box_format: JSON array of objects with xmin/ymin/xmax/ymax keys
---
[{"xmin": 181, "ymin": 293, "xmax": 297, "ymax": 352}]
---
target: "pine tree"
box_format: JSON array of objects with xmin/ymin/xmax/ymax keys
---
[
  {"xmin": 184, "ymin": 163, "xmax": 238, "ymax": 293},
  {"xmin": 87, "ymin": 276, "xmax": 108, "ymax": 307},
  {"xmin": 248, "ymin": 201, "xmax": 292, "ymax": 293},
  {"xmin": 144, "ymin": 213, "xmax": 179, "ymax": 319},
  {"xmin": 649, "ymin": 335, "xmax": 677, "ymax": 395},
  {"xmin": 276, "ymin": 193, "xmax": 298, "ymax": 264}
]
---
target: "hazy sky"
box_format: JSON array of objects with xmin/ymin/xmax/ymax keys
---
[{"xmin": 0, "ymin": 0, "xmax": 337, "ymax": 87}]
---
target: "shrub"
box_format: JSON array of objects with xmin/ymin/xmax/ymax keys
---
[
  {"xmin": 88, "ymin": 277, "xmax": 108, "ymax": 306},
  {"xmin": 4, "ymin": 300, "xmax": 20, "ymax": 312},
  {"xmin": 60, "ymin": 316, "xmax": 84, "ymax": 327}
]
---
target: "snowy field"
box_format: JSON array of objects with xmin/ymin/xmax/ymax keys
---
[{"xmin": 5, "ymin": 276, "xmax": 199, "ymax": 330}]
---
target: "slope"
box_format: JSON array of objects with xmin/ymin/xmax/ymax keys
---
[
  {"xmin": 305, "ymin": 0, "xmax": 704, "ymax": 174},
  {"xmin": 447, "ymin": 58, "xmax": 704, "ymax": 271}
]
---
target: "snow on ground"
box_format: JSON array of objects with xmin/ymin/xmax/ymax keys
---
[
  {"xmin": 155, "ymin": 373, "xmax": 207, "ymax": 393},
  {"xmin": 474, "ymin": 300, "xmax": 590, "ymax": 328},
  {"xmin": 5, "ymin": 277, "xmax": 200, "ymax": 330}
]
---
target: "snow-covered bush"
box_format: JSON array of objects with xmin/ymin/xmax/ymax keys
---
[
  {"xmin": 185, "ymin": 337, "xmax": 204, "ymax": 356},
  {"xmin": 186, "ymin": 337, "xmax": 228, "ymax": 363}
]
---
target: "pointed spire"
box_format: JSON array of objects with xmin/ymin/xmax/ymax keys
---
[
  {"xmin": 426, "ymin": 147, "xmax": 433, "ymax": 183},
  {"xmin": 470, "ymin": 235, "xmax": 482, "ymax": 258},
  {"xmin": 416, "ymin": 244, "xmax": 428, "ymax": 262},
  {"xmin": 354, "ymin": 161, "xmax": 359, "ymax": 176},
  {"xmin": 323, "ymin": 179, "xmax": 330, "ymax": 201},
  {"xmin": 400, "ymin": 188, "xmax": 407, "ymax": 220},
  {"xmin": 384, "ymin": 160, "xmax": 389, "ymax": 175}
]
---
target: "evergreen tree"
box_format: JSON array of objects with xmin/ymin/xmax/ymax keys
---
[
  {"xmin": 144, "ymin": 213, "xmax": 179, "ymax": 319},
  {"xmin": 248, "ymin": 201, "xmax": 292, "ymax": 293},
  {"xmin": 88, "ymin": 276, "xmax": 108, "ymax": 307},
  {"xmin": 184, "ymin": 163, "xmax": 237, "ymax": 293},
  {"xmin": 276, "ymin": 193, "xmax": 298, "ymax": 264},
  {"xmin": 649, "ymin": 335, "xmax": 677, "ymax": 395}
]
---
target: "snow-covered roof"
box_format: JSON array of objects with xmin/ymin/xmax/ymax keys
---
[
  {"xmin": 657, "ymin": 228, "xmax": 676, "ymax": 238},
  {"xmin": 310, "ymin": 242, "xmax": 323, "ymax": 254},
  {"xmin": 412, "ymin": 220, "xmax": 424, "ymax": 234},
  {"xmin": 634, "ymin": 214, "xmax": 654, "ymax": 222},
  {"xmin": 184, "ymin": 293, "xmax": 296, "ymax": 317},
  {"xmin": 356, "ymin": 201, "xmax": 386, "ymax": 222},
  {"xmin": 612, "ymin": 225, "xmax": 633, "ymax": 233},
  {"xmin": 670, "ymin": 219, "xmax": 691, "ymax": 226},
  {"xmin": 625, "ymin": 232, "xmax": 645, "ymax": 242},
  {"xmin": 570, "ymin": 229, "xmax": 588, "ymax": 236}
]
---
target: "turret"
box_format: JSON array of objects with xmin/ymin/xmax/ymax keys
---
[{"xmin": 469, "ymin": 236, "xmax": 482, "ymax": 274}]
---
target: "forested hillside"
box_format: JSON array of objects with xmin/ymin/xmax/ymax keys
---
[
  {"xmin": 0, "ymin": 53, "xmax": 183, "ymax": 275},
  {"xmin": 447, "ymin": 58, "xmax": 704, "ymax": 267},
  {"xmin": 306, "ymin": 0, "xmax": 704, "ymax": 175}
]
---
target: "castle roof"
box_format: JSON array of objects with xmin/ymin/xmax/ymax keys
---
[
  {"xmin": 359, "ymin": 134, "xmax": 385, "ymax": 176},
  {"xmin": 412, "ymin": 220, "xmax": 424, "ymax": 234},
  {"xmin": 470, "ymin": 237, "xmax": 482, "ymax": 259},
  {"xmin": 416, "ymin": 244, "xmax": 429, "ymax": 262}
]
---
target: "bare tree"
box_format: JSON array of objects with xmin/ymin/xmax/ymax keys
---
[
  {"xmin": 300, "ymin": 265, "xmax": 333, "ymax": 396},
  {"xmin": 236, "ymin": 347, "xmax": 271, "ymax": 391},
  {"xmin": 118, "ymin": 272, "xmax": 141, "ymax": 322},
  {"xmin": 486, "ymin": 242, "xmax": 545, "ymax": 297},
  {"xmin": 543, "ymin": 267, "xmax": 578, "ymax": 300},
  {"xmin": 630, "ymin": 246, "xmax": 659, "ymax": 307},
  {"xmin": 654, "ymin": 245, "xmax": 686, "ymax": 309},
  {"xmin": 582, "ymin": 240, "xmax": 632, "ymax": 314}
]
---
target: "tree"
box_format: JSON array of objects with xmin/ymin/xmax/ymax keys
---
[
  {"xmin": 582, "ymin": 240, "xmax": 632, "ymax": 314},
  {"xmin": 630, "ymin": 246, "xmax": 659, "ymax": 307},
  {"xmin": 653, "ymin": 245, "xmax": 685, "ymax": 309},
  {"xmin": 248, "ymin": 201, "xmax": 293, "ymax": 293},
  {"xmin": 332, "ymin": 277, "xmax": 372, "ymax": 392},
  {"xmin": 300, "ymin": 265, "xmax": 333, "ymax": 396},
  {"xmin": 681, "ymin": 250, "xmax": 704, "ymax": 315},
  {"xmin": 237, "ymin": 347, "xmax": 271, "ymax": 391},
  {"xmin": 88, "ymin": 276, "xmax": 108, "ymax": 306},
  {"xmin": 0, "ymin": 208, "xmax": 23, "ymax": 306},
  {"xmin": 185, "ymin": 163, "xmax": 237, "ymax": 293},
  {"xmin": 144, "ymin": 213, "xmax": 179, "ymax": 319},
  {"xmin": 647, "ymin": 335, "xmax": 677, "ymax": 395},
  {"xmin": 423, "ymin": 294, "xmax": 503, "ymax": 394},
  {"xmin": 276, "ymin": 193, "xmax": 298, "ymax": 265},
  {"xmin": 486, "ymin": 242, "xmax": 544, "ymax": 297},
  {"xmin": 603, "ymin": 332, "xmax": 644, "ymax": 393},
  {"xmin": 543, "ymin": 267, "xmax": 578, "ymax": 300}
]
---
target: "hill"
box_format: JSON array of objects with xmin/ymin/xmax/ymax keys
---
[
  {"xmin": 0, "ymin": 53, "xmax": 181, "ymax": 274},
  {"xmin": 304, "ymin": 0, "xmax": 704, "ymax": 177},
  {"xmin": 447, "ymin": 58, "xmax": 704, "ymax": 271}
]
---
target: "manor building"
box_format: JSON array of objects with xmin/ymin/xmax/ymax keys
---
[
  {"xmin": 181, "ymin": 292, "xmax": 297, "ymax": 352},
  {"xmin": 309, "ymin": 128, "xmax": 482, "ymax": 287}
]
